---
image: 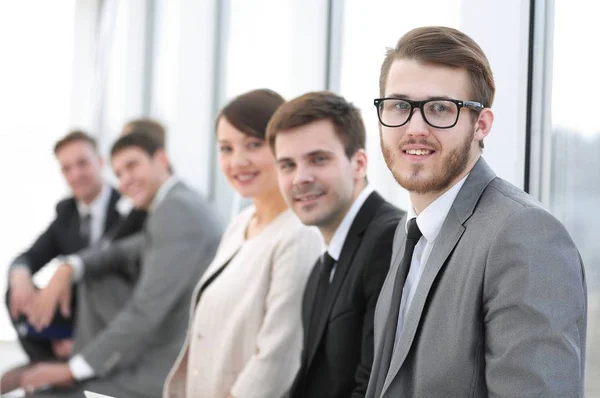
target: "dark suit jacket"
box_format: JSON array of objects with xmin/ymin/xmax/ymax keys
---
[
  {"xmin": 290, "ymin": 191, "xmax": 404, "ymax": 398},
  {"xmin": 8, "ymin": 187, "xmax": 144, "ymax": 275}
]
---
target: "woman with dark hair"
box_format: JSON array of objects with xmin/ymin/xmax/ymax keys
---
[{"xmin": 164, "ymin": 89, "xmax": 323, "ymax": 398}]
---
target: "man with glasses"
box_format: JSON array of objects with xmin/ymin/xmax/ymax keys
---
[{"xmin": 366, "ymin": 26, "xmax": 587, "ymax": 397}]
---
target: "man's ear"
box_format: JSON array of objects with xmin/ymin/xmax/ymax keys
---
[
  {"xmin": 154, "ymin": 149, "xmax": 170, "ymax": 170},
  {"xmin": 474, "ymin": 108, "xmax": 494, "ymax": 142},
  {"xmin": 353, "ymin": 149, "xmax": 368, "ymax": 179}
]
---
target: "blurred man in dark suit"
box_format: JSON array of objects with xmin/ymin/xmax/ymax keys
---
[{"xmin": 2, "ymin": 131, "xmax": 144, "ymax": 394}]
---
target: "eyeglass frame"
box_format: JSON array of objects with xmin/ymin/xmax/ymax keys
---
[{"xmin": 373, "ymin": 97, "xmax": 485, "ymax": 129}]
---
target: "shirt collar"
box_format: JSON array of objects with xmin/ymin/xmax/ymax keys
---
[
  {"xmin": 327, "ymin": 185, "xmax": 374, "ymax": 261},
  {"xmin": 406, "ymin": 174, "xmax": 468, "ymax": 243},
  {"xmin": 150, "ymin": 176, "xmax": 178, "ymax": 213},
  {"xmin": 77, "ymin": 184, "xmax": 111, "ymax": 218}
]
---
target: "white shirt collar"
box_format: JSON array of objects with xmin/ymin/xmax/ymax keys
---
[
  {"xmin": 150, "ymin": 176, "xmax": 178, "ymax": 213},
  {"xmin": 327, "ymin": 184, "xmax": 374, "ymax": 261},
  {"xmin": 406, "ymin": 174, "xmax": 468, "ymax": 243},
  {"xmin": 76, "ymin": 184, "xmax": 111, "ymax": 218}
]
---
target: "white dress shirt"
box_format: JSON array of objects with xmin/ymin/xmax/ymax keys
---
[
  {"xmin": 326, "ymin": 185, "xmax": 374, "ymax": 281},
  {"xmin": 76, "ymin": 184, "xmax": 112, "ymax": 246},
  {"xmin": 68, "ymin": 177, "xmax": 179, "ymax": 381},
  {"xmin": 394, "ymin": 175, "xmax": 468, "ymax": 346}
]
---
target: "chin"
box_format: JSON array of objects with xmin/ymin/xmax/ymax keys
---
[
  {"xmin": 235, "ymin": 187, "xmax": 257, "ymax": 199},
  {"xmin": 293, "ymin": 207, "xmax": 322, "ymax": 227}
]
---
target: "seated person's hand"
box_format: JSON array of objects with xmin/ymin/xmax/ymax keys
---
[
  {"xmin": 52, "ymin": 339, "xmax": 74, "ymax": 359},
  {"xmin": 9, "ymin": 272, "xmax": 36, "ymax": 320},
  {"xmin": 26, "ymin": 264, "xmax": 73, "ymax": 331},
  {"xmin": 21, "ymin": 362, "xmax": 74, "ymax": 393}
]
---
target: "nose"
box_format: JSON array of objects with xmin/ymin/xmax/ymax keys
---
[
  {"xmin": 292, "ymin": 163, "xmax": 315, "ymax": 186},
  {"xmin": 405, "ymin": 108, "xmax": 430, "ymax": 138},
  {"xmin": 231, "ymin": 148, "xmax": 250, "ymax": 168}
]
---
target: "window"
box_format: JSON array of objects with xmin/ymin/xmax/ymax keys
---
[
  {"xmin": 213, "ymin": 0, "xmax": 329, "ymax": 220},
  {"xmin": 531, "ymin": 1, "xmax": 600, "ymax": 394},
  {"xmin": 337, "ymin": 0, "xmax": 461, "ymax": 211},
  {"xmin": 0, "ymin": 1, "xmax": 76, "ymax": 340}
]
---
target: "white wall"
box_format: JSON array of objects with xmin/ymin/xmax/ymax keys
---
[
  {"xmin": 0, "ymin": 1, "xmax": 77, "ymax": 340},
  {"xmin": 0, "ymin": 0, "xmax": 532, "ymax": 343},
  {"xmin": 460, "ymin": 0, "xmax": 530, "ymax": 189},
  {"xmin": 338, "ymin": 0, "xmax": 530, "ymax": 212}
]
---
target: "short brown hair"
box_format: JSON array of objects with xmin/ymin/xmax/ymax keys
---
[
  {"xmin": 266, "ymin": 91, "xmax": 366, "ymax": 158},
  {"xmin": 54, "ymin": 130, "xmax": 98, "ymax": 155},
  {"xmin": 217, "ymin": 89, "xmax": 285, "ymax": 140},
  {"xmin": 379, "ymin": 26, "xmax": 495, "ymax": 106},
  {"xmin": 380, "ymin": 27, "xmax": 495, "ymax": 149},
  {"xmin": 122, "ymin": 118, "xmax": 166, "ymax": 146},
  {"xmin": 111, "ymin": 130, "xmax": 163, "ymax": 158}
]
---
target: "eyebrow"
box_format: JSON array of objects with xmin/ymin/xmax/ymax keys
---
[
  {"xmin": 277, "ymin": 149, "xmax": 334, "ymax": 163},
  {"xmin": 385, "ymin": 93, "xmax": 455, "ymax": 101}
]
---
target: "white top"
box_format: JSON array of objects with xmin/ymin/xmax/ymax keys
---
[
  {"xmin": 164, "ymin": 206, "xmax": 323, "ymax": 398},
  {"xmin": 76, "ymin": 183, "xmax": 112, "ymax": 245},
  {"xmin": 394, "ymin": 175, "xmax": 468, "ymax": 346}
]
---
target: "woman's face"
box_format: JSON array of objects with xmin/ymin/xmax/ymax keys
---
[{"xmin": 217, "ymin": 116, "xmax": 279, "ymax": 199}]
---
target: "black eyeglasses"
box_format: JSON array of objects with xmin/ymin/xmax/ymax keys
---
[{"xmin": 373, "ymin": 98, "xmax": 484, "ymax": 129}]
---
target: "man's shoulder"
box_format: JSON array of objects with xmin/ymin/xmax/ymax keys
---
[
  {"xmin": 349, "ymin": 193, "xmax": 402, "ymax": 257},
  {"xmin": 163, "ymin": 182, "xmax": 214, "ymax": 215},
  {"xmin": 365, "ymin": 192, "xmax": 405, "ymax": 233},
  {"xmin": 480, "ymin": 177, "xmax": 545, "ymax": 214},
  {"xmin": 55, "ymin": 196, "xmax": 77, "ymax": 215},
  {"xmin": 153, "ymin": 181, "xmax": 222, "ymax": 234}
]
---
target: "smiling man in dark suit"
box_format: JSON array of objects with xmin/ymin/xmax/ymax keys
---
[
  {"xmin": 267, "ymin": 91, "xmax": 405, "ymax": 398},
  {"xmin": 2, "ymin": 131, "xmax": 144, "ymax": 394}
]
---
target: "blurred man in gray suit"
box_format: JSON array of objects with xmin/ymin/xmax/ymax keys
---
[
  {"xmin": 20, "ymin": 131, "xmax": 223, "ymax": 398},
  {"xmin": 367, "ymin": 26, "xmax": 587, "ymax": 397}
]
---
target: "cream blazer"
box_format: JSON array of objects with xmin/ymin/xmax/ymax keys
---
[{"xmin": 164, "ymin": 207, "xmax": 323, "ymax": 398}]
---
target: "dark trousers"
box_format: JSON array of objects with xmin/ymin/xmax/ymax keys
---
[{"xmin": 4, "ymin": 286, "xmax": 76, "ymax": 362}]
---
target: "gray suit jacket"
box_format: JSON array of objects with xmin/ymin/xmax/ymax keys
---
[
  {"xmin": 367, "ymin": 158, "xmax": 587, "ymax": 398},
  {"xmin": 75, "ymin": 181, "xmax": 222, "ymax": 397}
]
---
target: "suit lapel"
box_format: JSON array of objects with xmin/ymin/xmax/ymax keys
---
[
  {"xmin": 191, "ymin": 209, "xmax": 249, "ymax": 309},
  {"xmin": 305, "ymin": 192, "xmax": 384, "ymax": 369},
  {"xmin": 381, "ymin": 211, "xmax": 464, "ymax": 394},
  {"xmin": 103, "ymin": 188, "xmax": 122, "ymax": 234},
  {"xmin": 301, "ymin": 262, "xmax": 320, "ymax": 364},
  {"xmin": 381, "ymin": 158, "xmax": 497, "ymax": 395}
]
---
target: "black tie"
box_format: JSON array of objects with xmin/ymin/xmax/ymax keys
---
[
  {"xmin": 308, "ymin": 252, "xmax": 336, "ymax": 342},
  {"xmin": 374, "ymin": 218, "xmax": 422, "ymax": 396},
  {"xmin": 80, "ymin": 213, "xmax": 92, "ymax": 246}
]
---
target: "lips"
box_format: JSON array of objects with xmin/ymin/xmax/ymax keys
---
[
  {"xmin": 404, "ymin": 148, "xmax": 433, "ymax": 155},
  {"xmin": 294, "ymin": 192, "xmax": 324, "ymax": 202},
  {"xmin": 234, "ymin": 172, "xmax": 259, "ymax": 183},
  {"xmin": 401, "ymin": 144, "xmax": 436, "ymax": 159}
]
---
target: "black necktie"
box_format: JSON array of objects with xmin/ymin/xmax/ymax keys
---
[
  {"xmin": 308, "ymin": 252, "xmax": 336, "ymax": 341},
  {"xmin": 80, "ymin": 213, "xmax": 92, "ymax": 246},
  {"xmin": 374, "ymin": 218, "xmax": 422, "ymax": 395}
]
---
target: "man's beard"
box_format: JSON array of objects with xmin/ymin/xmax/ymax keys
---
[{"xmin": 381, "ymin": 130, "xmax": 473, "ymax": 195}]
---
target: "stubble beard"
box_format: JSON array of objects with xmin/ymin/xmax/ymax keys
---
[{"xmin": 381, "ymin": 131, "xmax": 474, "ymax": 195}]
